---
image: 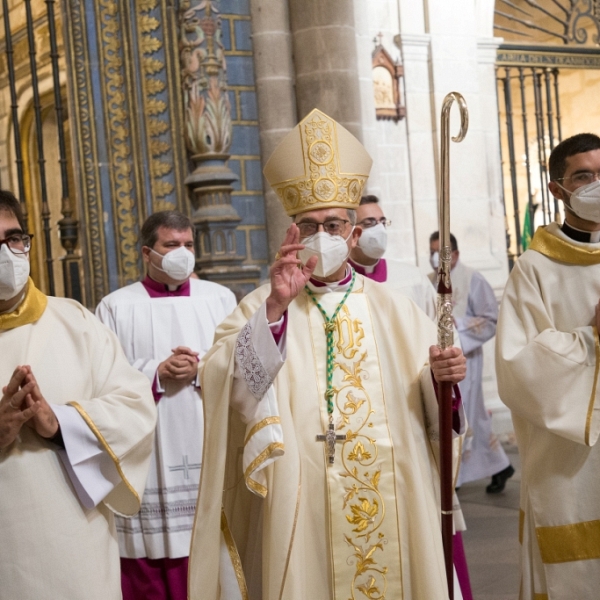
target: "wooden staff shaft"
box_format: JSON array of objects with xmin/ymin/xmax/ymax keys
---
[{"xmin": 437, "ymin": 91, "xmax": 468, "ymax": 600}]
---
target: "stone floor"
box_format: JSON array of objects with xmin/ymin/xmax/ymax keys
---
[{"xmin": 459, "ymin": 444, "xmax": 521, "ymax": 600}]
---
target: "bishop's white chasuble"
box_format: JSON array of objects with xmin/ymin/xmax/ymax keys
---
[
  {"xmin": 496, "ymin": 223, "xmax": 600, "ymax": 600},
  {"xmin": 190, "ymin": 274, "xmax": 464, "ymax": 600}
]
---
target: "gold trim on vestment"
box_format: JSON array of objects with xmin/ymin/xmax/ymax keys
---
[
  {"xmin": 244, "ymin": 416, "xmax": 281, "ymax": 446},
  {"xmin": 534, "ymin": 594, "xmax": 548, "ymax": 600},
  {"xmin": 69, "ymin": 401, "xmax": 140, "ymax": 505},
  {"xmin": 278, "ymin": 466, "xmax": 302, "ymax": 600},
  {"xmin": 536, "ymin": 518, "xmax": 600, "ymax": 563},
  {"xmin": 0, "ymin": 279, "xmax": 47, "ymax": 331},
  {"xmin": 519, "ymin": 509, "xmax": 525, "ymax": 545},
  {"xmin": 585, "ymin": 327, "xmax": 600, "ymax": 446},
  {"xmin": 220, "ymin": 510, "xmax": 249, "ymax": 600},
  {"xmin": 529, "ymin": 226, "xmax": 600, "ymax": 265},
  {"xmin": 244, "ymin": 441, "xmax": 285, "ymax": 498}
]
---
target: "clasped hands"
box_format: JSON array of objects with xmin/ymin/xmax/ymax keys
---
[
  {"xmin": 0, "ymin": 365, "xmax": 59, "ymax": 449},
  {"xmin": 157, "ymin": 346, "xmax": 199, "ymax": 385}
]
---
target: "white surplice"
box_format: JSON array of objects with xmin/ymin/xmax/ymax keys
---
[
  {"xmin": 190, "ymin": 273, "xmax": 465, "ymax": 600},
  {"xmin": 0, "ymin": 297, "xmax": 156, "ymax": 600},
  {"xmin": 496, "ymin": 223, "xmax": 600, "ymax": 599},
  {"xmin": 97, "ymin": 278, "xmax": 236, "ymax": 559},
  {"xmin": 438, "ymin": 261, "xmax": 509, "ymax": 485}
]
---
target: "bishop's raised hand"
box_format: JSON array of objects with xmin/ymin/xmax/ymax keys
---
[{"xmin": 266, "ymin": 224, "xmax": 317, "ymax": 323}]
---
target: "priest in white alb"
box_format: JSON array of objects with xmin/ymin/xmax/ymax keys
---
[
  {"xmin": 189, "ymin": 109, "xmax": 467, "ymax": 600},
  {"xmin": 0, "ymin": 190, "xmax": 157, "ymax": 600},
  {"xmin": 429, "ymin": 231, "xmax": 513, "ymax": 493},
  {"xmin": 96, "ymin": 210, "xmax": 237, "ymax": 600},
  {"xmin": 496, "ymin": 133, "xmax": 600, "ymax": 599}
]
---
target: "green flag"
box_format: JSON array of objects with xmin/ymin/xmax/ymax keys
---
[{"xmin": 522, "ymin": 206, "xmax": 532, "ymax": 251}]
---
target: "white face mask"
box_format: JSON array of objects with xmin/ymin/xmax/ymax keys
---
[
  {"xmin": 0, "ymin": 244, "xmax": 30, "ymax": 301},
  {"xmin": 429, "ymin": 251, "xmax": 439, "ymax": 271},
  {"xmin": 151, "ymin": 246, "xmax": 195, "ymax": 282},
  {"xmin": 298, "ymin": 228, "xmax": 354, "ymax": 278},
  {"xmin": 358, "ymin": 223, "xmax": 387, "ymax": 259},
  {"xmin": 559, "ymin": 180, "xmax": 600, "ymax": 223}
]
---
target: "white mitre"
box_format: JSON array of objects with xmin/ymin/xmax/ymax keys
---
[{"xmin": 263, "ymin": 108, "xmax": 373, "ymax": 216}]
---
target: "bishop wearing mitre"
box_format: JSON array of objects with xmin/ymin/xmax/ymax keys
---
[{"xmin": 189, "ymin": 109, "xmax": 467, "ymax": 600}]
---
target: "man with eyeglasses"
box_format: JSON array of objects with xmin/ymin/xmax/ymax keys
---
[
  {"xmin": 96, "ymin": 211, "xmax": 236, "ymax": 600},
  {"xmin": 496, "ymin": 132, "xmax": 600, "ymax": 599},
  {"xmin": 349, "ymin": 195, "xmax": 436, "ymax": 319},
  {"xmin": 0, "ymin": 189, "xmax": 156, "ymax": 600},
  {"xmin": 189, "ymin": 109, "xmax": 467, "ymax": 600}
]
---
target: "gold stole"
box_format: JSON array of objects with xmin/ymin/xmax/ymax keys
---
[
  {"xmin": 307, "ymin": 289, "xmax": 402, "ymax": 600},
  {"xmin": 0, "ymin": 279, "xmax": 47, "ymax": 331}
]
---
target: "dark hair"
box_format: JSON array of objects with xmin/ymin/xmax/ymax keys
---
[
  {"xmin": 0, "ymin": 189, "xmax": 27, "ymax": 232},
  {"xmin": 549, "ymin": 133, "xmax": 600, "ymax": 181},
  {"xmin": 360, "ymin": 195, "xmax": 379, "ymax": 205},
  {"xmin": 430, "ymin": 231, "xmax": 458, "ymax": 252},
  {"xmin": 140, "ymin": 211, "xmax": 193, "ymax": 248}
]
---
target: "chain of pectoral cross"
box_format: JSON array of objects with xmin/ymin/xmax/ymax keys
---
[{"xmin": 305, "ymin": 269, "xmax": 356, "ymax": 465}]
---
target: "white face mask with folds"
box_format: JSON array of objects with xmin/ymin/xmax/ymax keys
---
[
  {"xmin": 557, "ymin": 180, "xmax": 600, "ymax": 223},
  {"xmin": 429, "ymin": 251, "xmax": 440, "ymax": 271},
  {"xmin": 298, "ymin": 228, "xmax": 354, "ymax": 278},
  {"xmin": 151, "ymin": 246, "xmax": 195, "ymax": 281},
  {"xmin": 357, "ymin": 223, "xmax": 387, "ymax": 260},
  {"xmin": 0, "ymin": 244, "xmax": 30, "ymax": 301}
]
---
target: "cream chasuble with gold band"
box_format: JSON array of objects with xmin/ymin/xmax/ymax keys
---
[
  {"xmin": 496, "ymin": 222, "xmax": 600, "ymax": 600},
  {"xmin": 190, "ymin": 274, "xmax": 465, "ymax": 600},
  {"xmin": 0, "ymin": 289, "xmax": 157, "ymax": 600}
]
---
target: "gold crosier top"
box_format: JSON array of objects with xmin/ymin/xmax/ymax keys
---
[
  {"xmin": 263, "ymin": 108, "xmax": 373, "ymax": 216},
  {"xmin": 0, "ymin": 278, "xmax": 48, "ymax": 331},
  {"xmin": 529, "ymin": 225, "xmax": 600, "ymax": 265}
]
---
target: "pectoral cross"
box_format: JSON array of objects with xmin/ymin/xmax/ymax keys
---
[{"xmin": 316, "ymin": 422, "xmax": 346, "ymax": 465}]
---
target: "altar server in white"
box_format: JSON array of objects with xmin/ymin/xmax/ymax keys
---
[
  {"xmin": 0, "ymin": 190, "xmax": 156, "ymax": 600},
  {"xmin": 97, "ymin": 210, "xmax": 236, "ymax": 600},
  {"xmin": 496, "ymin": 133, "xmax": 600, "ymax": 600},
  {"xmin": 429, "ymin": 232, "xmax": 513, "ymax": 492},
  {"xmin": 189, "ymin": 109, "xmax": 467, "ymax": 600}
]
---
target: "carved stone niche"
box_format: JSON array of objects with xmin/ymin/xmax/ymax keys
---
[{"xmin": 372, "ymin": 42, "xmax": 405, "ymax": 122}]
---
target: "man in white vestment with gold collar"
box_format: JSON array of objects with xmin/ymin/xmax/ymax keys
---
[
  {"xmin": 189, "ymin": 109, "xmax": 467, "ymax": 600},
  {"xmin": 0, "ymin": 190, "xmax": 157, "ymax": 600},
  {"xmin": 496, "ymin": 133, "xmax": 600, "ymax": 599}
]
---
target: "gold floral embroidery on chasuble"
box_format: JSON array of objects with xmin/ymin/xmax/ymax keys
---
[{"xmin": 307, "ymin": 290, "xmax": 402, "ymax": 600}]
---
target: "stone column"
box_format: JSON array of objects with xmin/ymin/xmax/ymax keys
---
[
  {"xmin": 288, "ymin": 0, "xmax": 363, "ymax": 140},
  {"xmin": 249, "ymin": 0, "xmax": 296, "ymax": 262}
]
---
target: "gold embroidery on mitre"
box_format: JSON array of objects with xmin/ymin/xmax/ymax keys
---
[{"xmin": 263, "ymin": 109, "xmax": 372, "ymax": 216}]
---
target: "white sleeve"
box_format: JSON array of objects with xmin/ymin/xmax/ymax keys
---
[
  {"xmin": 231, "ymin": 301, "xmax": 286, "ymax": 423},
  {"xmin": 50, "ymin": 404, "xmax": 122, "ymax": 509}
]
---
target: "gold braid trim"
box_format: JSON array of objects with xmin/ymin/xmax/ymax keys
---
[
  {"xmin": 220, "ymin": 510, "xmax": 249, "ymax": 600},
  {"xmin": 69, "ymin": 401, "xmax": 140, "ymax": 507},
  {"xmin": 0, "ymin": 279, "xmax": 47, "ymax": 331},
  {"xmin": 244, "ymin": 441, "xmax": 284, "ymax": 498},
  {"xmin": 244, "ymin": 416, "xmax": 281, "ymax": 446},
  {"xmin": 529, "ymin": 226, "xmax": 600, "ymax": 265},
  {"xmin": 536, "ymin": 518, "xmax": 600, "ymax": 563},
  {"xmin": 585, "ymin": 327, "xmax": 600, "ymax": 446}
]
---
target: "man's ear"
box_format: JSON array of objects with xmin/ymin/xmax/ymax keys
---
[
  {"xmin": 141, "ymin": 246, "xmax": 151, "ymax": 265},
  {"xmin": 548, "ymin": 181, "xmax": 565, "ymax": 201},
  {"xmin": 350, "ymin": 226, "xmax": 362, "ymax": 248}
]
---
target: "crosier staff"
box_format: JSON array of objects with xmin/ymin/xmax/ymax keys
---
[{"xmin": 437, "ymin": 91, "xmax": 468, "ymax": 600}]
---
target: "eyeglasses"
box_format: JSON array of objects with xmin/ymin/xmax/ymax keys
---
[
  {"xmin": 296, "ymin": 219, "xmax": 350, "ymax": 237},
  {"xmin": 0, "ymin": 233, "xmax": 33, "ymax": 255},
  {"xmin": 357, "ymin": 217, "xmax": 391, "ymax": 229},
  {"xmin": 555, "ymin": 171, "xmax": 600, "ymax": 186}
]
